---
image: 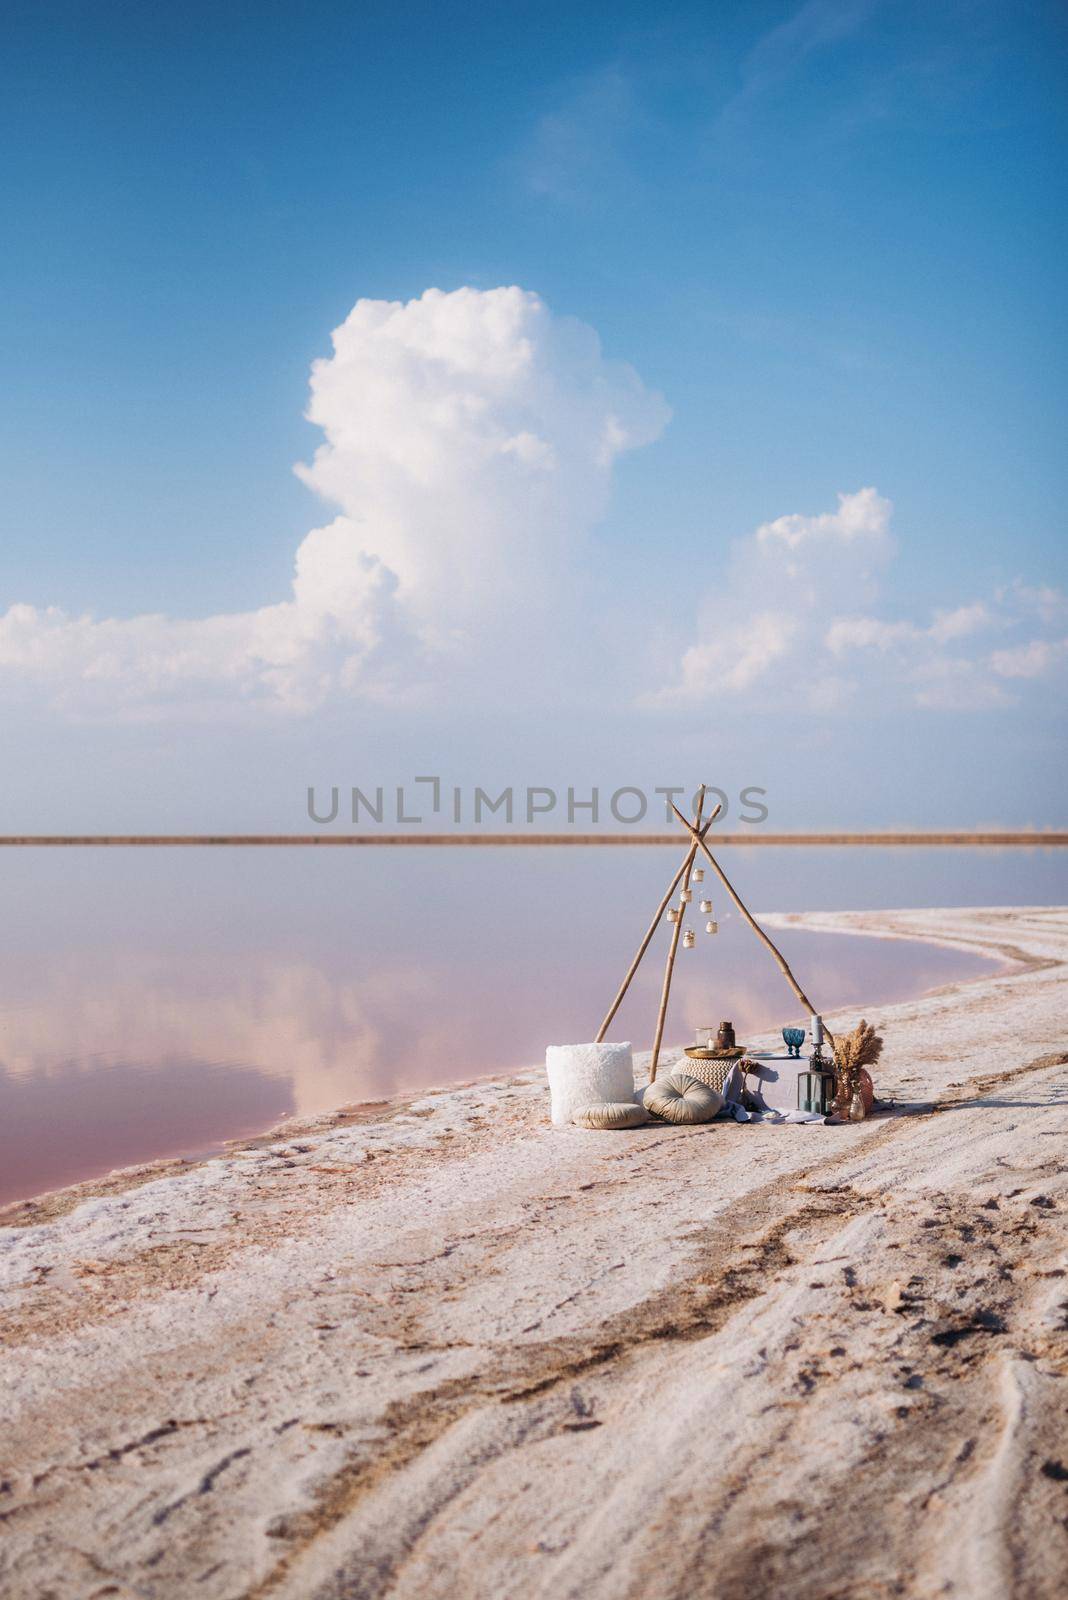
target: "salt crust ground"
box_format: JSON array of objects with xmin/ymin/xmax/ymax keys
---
[{"xmin": 1, "ymin": 906, "xmax": 1066, "ymax": 1600}]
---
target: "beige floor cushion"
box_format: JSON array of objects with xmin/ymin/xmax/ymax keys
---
[
  {"xmin": 572, "ymin": 1101, "xmax": 649, "ymax": 1130},
  {"xmin": 643, "ymin": 1072, "xmax": 724, "ymax": 1124}
]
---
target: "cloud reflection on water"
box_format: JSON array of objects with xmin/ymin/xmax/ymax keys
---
[
  {"xmin": 8, "ymin": 839, "xmax": 1065, "ymax": 1206},
  {"xmin": 0, "ymin": 846, "xmax": 1014, "ymax": 1205}
]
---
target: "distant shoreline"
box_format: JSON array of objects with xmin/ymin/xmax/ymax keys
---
[{"xmin": 0, "ymin": 831, "xmax": 1065, "ymax": 847}]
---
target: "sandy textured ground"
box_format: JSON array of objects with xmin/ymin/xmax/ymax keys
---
[{"xmin": 1, "ymin": 905, "xmax": 1066, "ymax": 1600}]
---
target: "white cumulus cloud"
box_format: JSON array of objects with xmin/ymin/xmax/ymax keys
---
[
  {"xmin": 644, "ymin": 489, "xmax": 1065, "ymax": 714},
  {"xmin": 990, "ymin": 637, "xmax": 1068, "ymax": 679},
  {"xmin": 0, "ymin": 287, "xmax": 668, "ymax": 718},
  {"xmin": 755, "ymin": 485, "xmax": 893, "ymax": 553},
  {"xmin": 647, "ymin": 487, "xmax": 893, "ymax": 710}
]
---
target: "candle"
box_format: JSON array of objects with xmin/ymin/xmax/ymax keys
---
[{"xmin": 810, "ymin": 1014, "xmax": 824, "ymax": 1046}]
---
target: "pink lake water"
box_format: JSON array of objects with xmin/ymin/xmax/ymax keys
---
[{"xmin": 1, "ymin": 846, "xmax": 1063, "ymax": 1206}]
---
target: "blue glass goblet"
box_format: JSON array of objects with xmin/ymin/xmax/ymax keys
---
[{"xmin": 782, "ymin": 1026, "xmax": 806, "ymax": 1058}]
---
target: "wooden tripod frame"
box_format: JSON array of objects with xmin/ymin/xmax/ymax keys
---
[{"xmin": 596, "ymin": 785, "xmax": 834, "ymax": 1080}]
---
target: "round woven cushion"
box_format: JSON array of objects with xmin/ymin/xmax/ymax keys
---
[
  {"xmin": 572, "ymin": 1101, "xmax": 649, "ymax": 1130},
  {"xmin": 643, "ymin": 1073, "xmax": 723, "ymax": 1124}
]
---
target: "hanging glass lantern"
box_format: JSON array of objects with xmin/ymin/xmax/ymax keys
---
[
  {"xmin": 700, "ymin": 899, "xmax": 712, "ymax": 914},
  {"xmin": 705, "ymin": 919, "xmax": 718, "ymax": 935},
  {"xmin": 693, "ymin": 867, "xmax": 704, "ymax": 882},
  {"xmin": 680, "ymin": 888, "xmax": 692, "ymax": 904},
  {"xmin": 668, "ymin": 907, "xmax": 680, "ymax": 923},
  {"xmin": 682, "ymin": 928, "xmax": 696, "ymax": 949}
]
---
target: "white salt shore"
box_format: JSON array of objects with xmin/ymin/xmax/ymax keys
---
[{"xmin": 1, "ymin": 905, "xmax": 1066, "ymax": 1600}]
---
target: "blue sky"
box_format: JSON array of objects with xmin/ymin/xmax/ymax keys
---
[{"xmin": 1, "ymin": 0, "xmax": 1065, "ymax": 829}]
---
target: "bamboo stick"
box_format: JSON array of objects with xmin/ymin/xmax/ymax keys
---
[
  {"xmin": 669, "ymin": 803, "xmax": 836, "ymax": 1051},
  {"xmin": 649, "ymin": 788, "xmax": 708, "ymax": 1081},
  {"xmin": 595, "ymin": 803, "xmax": 722, "ymax": 1044}
]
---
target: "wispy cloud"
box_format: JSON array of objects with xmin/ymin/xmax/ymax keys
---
[
  {"xmin": 519, "ymin": 64, "xmax": 638, "ymax": 207},
  {"xmin": 709, "ymin": 0, "xmax": 1001, "ymax": 163},
  {"xmin": 718, "ymin": 0, "xmax": 879, "ymax": 129}
]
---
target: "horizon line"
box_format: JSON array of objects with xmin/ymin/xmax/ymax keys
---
[{"xmin": 0, "ymin": 831, "xmax": 1064, "ymax": 848}]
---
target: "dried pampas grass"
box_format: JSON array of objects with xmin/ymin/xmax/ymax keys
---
[
  {"xmin": 834, "ymin": 1019, "xmax": 884, "ymax": 1076},
  {"xmin": 833, "ymin": 1019, "xmax": 884, "ymax": 1114}
]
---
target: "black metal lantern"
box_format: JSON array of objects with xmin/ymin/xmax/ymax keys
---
[{"xmin": 797, "ymin": 1047, "xmax": 836, "ymax": 1114}]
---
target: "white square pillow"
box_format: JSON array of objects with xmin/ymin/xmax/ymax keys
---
[{"xmin": 545, "ymin": 1042, "xmax": 634, "ymax": 1127}]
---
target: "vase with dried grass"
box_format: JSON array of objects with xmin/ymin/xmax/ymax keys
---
[{"xmin": 832, "ymin": 1019, "xmax": 883, "ymax": 1119}]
